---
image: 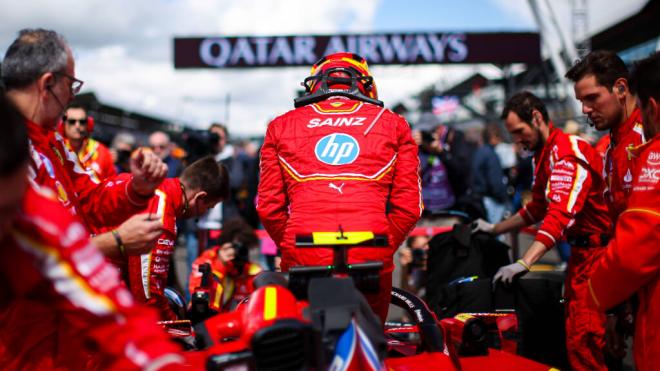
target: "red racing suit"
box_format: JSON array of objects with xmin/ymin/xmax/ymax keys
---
[
  {"xmin": 0, "ymin": 186, "xmax": 183, "ymax": 370},
  {"xmin": 587, "ymin": 136, "xmax": 660, "ymax": 371},
  {"xmin": 257, "ymin": 98, "xmax": 423, "ymax": 321},
  {"xmin": 77, "ymin": 137, "xmax": 117, "ymax": 181},
  {"xmin": 603, "ymin": 107, "xmax": 645, "ymax": 222},
  {"xmin": 119, "ymin": 177, "xmax": 184, "ymax": 321},
  {"xmin": 26, "ymin": 120, "xmax": 150, "ymax": 233},
  {"xmin": 189, "ymin": 248, "xmax": 263, "ymax": 312},
  {"xmin": 594, "ymin": 134, "xmax": 610, "ymax": 159},
  {"xmin": 518, "ymin": 125, "xmax": 612, "ymax": 371}
]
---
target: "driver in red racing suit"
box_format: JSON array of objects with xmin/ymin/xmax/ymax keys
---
[{"xmin": 257, "ymin": 52, "xmax": 423, "ymax": 322}]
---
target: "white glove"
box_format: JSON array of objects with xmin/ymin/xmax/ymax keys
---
[
  {"xmin": 471, "ymin": 218, "xmax": 495, "ymax": 234},
  {"xmin": 493, "ymin": 260, "xmax": 530, "ymax": 285}
]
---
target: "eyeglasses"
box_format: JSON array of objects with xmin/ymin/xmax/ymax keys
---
[
  {"xmin": 55, "ymin": 72, "xmax": 84, "ymax": 95},
  {"xmin": 66, "ymin": 118, "xmax": 87, "ymax": 126}
]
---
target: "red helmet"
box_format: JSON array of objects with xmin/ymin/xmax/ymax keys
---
[{"xmin": 294, "ymin": 52, "xmax": 383, "ymax": 108}]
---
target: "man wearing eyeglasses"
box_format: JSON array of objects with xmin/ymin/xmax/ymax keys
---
[
  {"xmin": 62, "ymin": 103, "xmax": 116, "ymax": 180},
  {"xmin": 2, "ymin": 28, "xmax": 168, "ymax": 260}
]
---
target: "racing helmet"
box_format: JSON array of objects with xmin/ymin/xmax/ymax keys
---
[{"xmin": 294, "ymin": 52, "xmax": 384, "ymax": 108}]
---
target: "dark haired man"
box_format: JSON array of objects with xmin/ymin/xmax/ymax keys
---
[
  {"xmin": 587, "ymin": 51, "xmax": 660, "ymax": 371},
  {"xmin": 0, "ymin": 94, "xmax": 185, "ymax": 369},
  {"xmin": 566, "ymin": 50, "xmax": 645, "ymax": 222},
  {"xmin": 114, "ymin": 156, "xmax": 230, "ymax": 320},
  {"xmin": 473, "ymin": 91, "xmax": 612, "ymax": 370},
  {"xmin": 2, "ymin": 28, "xmax": 167, "ymax": 258},
  {"xmin": 566, "ymin": 50, "xmax": 646, "ymax": 364},
  {"xmin": 62, "ymin": 102, "xmax": 116, "ymax": 180}
]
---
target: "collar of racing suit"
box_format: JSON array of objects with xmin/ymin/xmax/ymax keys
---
[
  {"xmin": 611, "ymin": 107, "xmax": 641, "ymax": 145},
  {"xmin": 533, "ymin": 123, "xmax": 559, "ymax": 164},
  {"xmin": 25, "ymin": 119, "xmax": 51, "ymax": 144}
]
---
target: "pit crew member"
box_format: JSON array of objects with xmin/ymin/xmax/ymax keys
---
[
  {"xmin": 587, "ymin": 51, "xmax": 660, "ymax": 371},
  {"xmin": 473, "ymin": 91, "xmax": 612, "ymax": 370},
  {"xmin": 2, "ymin": 28, "xmax": 167, "ymax": 258}
]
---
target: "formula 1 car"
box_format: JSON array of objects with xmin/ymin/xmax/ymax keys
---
[{"xmin": 174, "ymin": 230, "xmax": 554, "ymax": 370}]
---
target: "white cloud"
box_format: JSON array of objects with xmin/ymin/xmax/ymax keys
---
[
  {"xmin": 1, "ymin": 0, "xmax": 643, "ymax": 137},
  {"xmin": 0, "ymin": 0, "xmax": 382, "ymax": 136}
]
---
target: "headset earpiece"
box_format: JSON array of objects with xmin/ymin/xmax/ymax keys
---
[
  {"xmin": 87, "ymin": 116, "xmax": 95, "ymax": 132},
  {"xmin": 617, "ymin": 84, "xmax": 625, "ymax": 94}
]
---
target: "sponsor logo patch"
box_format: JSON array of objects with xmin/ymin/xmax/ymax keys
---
[
  {"xmin": 307, "ymin": 116, "xmax": 366, "ymax": 128},
  {"xmin": 647, "ymin": 151, "xmax": 660, "ymax": 166},
  {"xmin": 55, "ymin": 181, "xmax": 70, "ymax": 205},
  {"xmin": 639, "ymin": 167, "xmax": 660, "ymax": 184},
  {"xmin": 553, "ymin": 182, "xmax": 573, "ymax": 190},
  {"xmin": 550, "ymin": 175, "xmax": 574, "ymax": 182},
  {"xmin": 556, "ymin": 160, "xmax": 575, "ymax": 170},
  {"xmin": 315, "ymin": 133, "xmax": 360, "ymax": 165},
  {"xmin": 623, "ymin": 169, "xmax": 633, "ymax": 189},
  {"xmin": 157, "ymin": 239, "xmax": 175, "ymax": 246},
  {"xmin": 329, "ymin": 182, "xmax": 345, "ymax": 194}
]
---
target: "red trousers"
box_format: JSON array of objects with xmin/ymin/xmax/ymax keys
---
[{"xmin": 565, "ymin": 246, "xmax": 607, "ymax": 371}]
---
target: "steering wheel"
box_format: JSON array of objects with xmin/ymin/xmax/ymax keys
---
[{"xmin": 388, "ymin": 287, "xmax": 445, "ymax": 354}]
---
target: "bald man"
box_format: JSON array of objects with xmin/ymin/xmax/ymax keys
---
[{"xmin": 149, "ymin": 131, "xmax": 183, "ymax": 177}]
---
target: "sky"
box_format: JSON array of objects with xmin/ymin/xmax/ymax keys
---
[{"xmin": 0, "ymin": 0, "xmax": 648, "ymax": 137}]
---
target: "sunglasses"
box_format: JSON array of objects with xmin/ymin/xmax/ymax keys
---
[{"xmin": 66, "ymin": 118, "xmax": 87, "ymax": 126}]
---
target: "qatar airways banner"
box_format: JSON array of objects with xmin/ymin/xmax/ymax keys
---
[{"xmin": 173, "ymin": 32, "xmax": 541, "ymax": 69}]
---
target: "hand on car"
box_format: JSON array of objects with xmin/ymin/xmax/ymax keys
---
[{"xmin": 493, "ymin": 260, "xmax": 529, "ymax": 285}]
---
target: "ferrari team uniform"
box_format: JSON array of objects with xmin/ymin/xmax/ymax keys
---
[
  {"xmin": 75, "ymin": 137, "xmax": 117, "ymax": 181},
  {"xmin": 0, "ymin": 186, "xmax": 183, "ymax": 370},
  {"xmin": 588, "ymin": 136, "xmax": 660, "ymax": 371},
  {"xmin": 189, "ymin": 248, "xmax": 263, "ymax": 312},
  {"xmin": 603, "ymin": 107, "xmax": 645, "ymax": 222},
  {"xmin": 26, "ymin": 120, "xmax": 150, "ymax": 233},
  {"xmin": 594, "ymin": 134, "xmax": 610, "ymax": 159},
  {"xmin": 257, "ymin": 98, "xmax": 423, "ymax": 321},
  {"xmin": 518, "ymin": 125, "xmax": 611, "ymax": 370},
  {"xmin": 118, "ymin": 176, "xmax": 184, "ymax": 321}
]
